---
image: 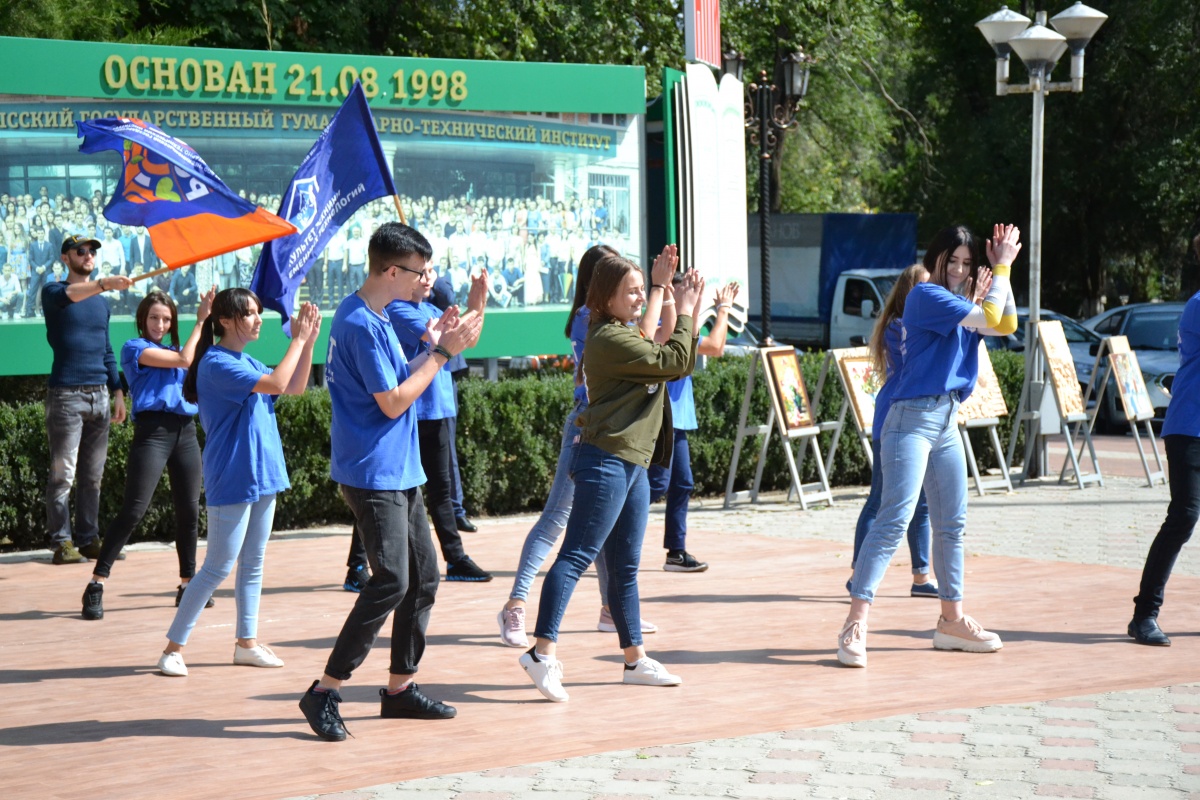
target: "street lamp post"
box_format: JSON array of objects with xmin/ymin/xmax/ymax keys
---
[
  {"xmin": 977, "ymin": 2, "xmax": 1108, "ymax": 479},
  {"xmin": 721, "ymin": 49, "xmax": 812, "ymax": 346}
]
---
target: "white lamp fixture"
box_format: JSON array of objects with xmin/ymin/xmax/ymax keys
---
[{"xmin": 1050, "ymin": 2, "xmax": 1109, "ymax": 90}]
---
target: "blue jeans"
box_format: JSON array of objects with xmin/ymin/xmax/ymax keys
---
[
  {"xmin": 45, "ymin": 385, "xmax": 111, "ymax": 546},
  {"xmin": 167, "ymin": 494, "xmax": 277, "ymax": 645},
  {"xmin": 510, "ymin": 402, "xmax": 611, "ymax": 604},
  {"xmin": 852, "ymin": 394, "xmax": 966, "ymax": 603},
  {"xmin": 853, "ymin": 434, "xmax": 931, "ymax": 575},
  {"xmin": 648, "ymin": 428, "xmax": 694, "ymax": 552},
  {"xmin": 534, "ymin": 443, "xmax": 648, "ymax": 649}
]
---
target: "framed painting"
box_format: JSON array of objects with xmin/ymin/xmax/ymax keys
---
[
  {"xmin": 833, "ymin": 347, "xmax": 880, "ymax": 433},
  {"xmin": 957, "ymin": 341, "xmax": 1008, "ymax": 423},
  {"xmin": 1110, "ymin": 351, "xmax": 1154, "ymax": 422},
  {"xmin": 1037, "ymin": 320, "xmax": 1085, "ymax": 417},
  {"xmin": 763, "ymin": 346, "xmax": 815, "ymax": 433}
]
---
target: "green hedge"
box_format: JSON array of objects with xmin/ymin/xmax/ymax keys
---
[{"xmin": 0, "ymin": 350, "xmax": 1026, "ymax": 549}]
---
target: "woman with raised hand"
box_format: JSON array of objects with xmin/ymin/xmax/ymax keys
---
[
  {"xmin": 497, "ymin": 244, "xmax": 676, "ymax": 648},
  {"xmin": 838, "ymin": 224, "xmax": 1018, "ymax": 668},
  {"xmin": 156, "ymin": 289, "xmax": 321, "ymax": 677},
  {"xmin": 519, "ymin": 254, "xmax": 702, "ymax": 702},
  {"xmin": 848, "ymin": 265, "xmax": 936, "ymax": 599},
  {"xmin": 81, "ymin": 287, "xmax": 216, "ymax": 620}
]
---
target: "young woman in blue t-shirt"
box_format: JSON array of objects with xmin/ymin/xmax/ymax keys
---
[
  {"xmin": 838, "ymin": 224, "xmax": 1019, "ymax": 668},
  {"xmin": 81, "ymin": 287, "xmax": 215, "ymax": 620},
  {"xmin": 156, "ymin": 288, "xmax": 321, "ymax": 677},
  {"xmin": 497, "ymin": 244, "xmax": 675, "ymax": 648}
]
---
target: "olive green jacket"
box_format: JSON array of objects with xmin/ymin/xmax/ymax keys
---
[{"xmin": 577, "ymin": 314, "xmax": 697, "ymax": 467}]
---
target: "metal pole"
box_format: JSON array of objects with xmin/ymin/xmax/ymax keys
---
[
  {"xmin": 1024, "ymin": 65, "xmax": 1047, "ymax": 474},
  {"xmin": 758, "ymin": 74, "xmax": 773, "ymax": 345}
]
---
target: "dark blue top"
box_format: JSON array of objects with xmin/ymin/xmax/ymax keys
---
[
  {"xmin": 41, "ymin": 281, "xmax": 120, "ymax": 391},
  {"xmin": 121, "ymin": 338, "xmax": 198, "ymax": 418},
  {"xmin": 386, "ymin": 299, "xmax": 457, "ymax": 421},
  {"xmin": 1163, "ymin": 290, "xmax": 1200, "ymax": 439},
  {"xmin": 196, "ymin": 345, "xmax": 290, "ymax": 506},
  {"xmin": 890, "ymin": 283, "xmax": 981, "ymax": 403},
  {"xmin": 326, "ymin": 294, "xmax": 425, "ymax": 491}
]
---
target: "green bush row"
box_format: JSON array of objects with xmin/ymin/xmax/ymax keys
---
[{"xmin": 0, "ymin": 350, "xmax": 1026, "ymax": 549}]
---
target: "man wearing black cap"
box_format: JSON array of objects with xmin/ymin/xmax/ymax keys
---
[{"xmin": 41, "ymin": 234, "xmax": 133, "ymax": 564}]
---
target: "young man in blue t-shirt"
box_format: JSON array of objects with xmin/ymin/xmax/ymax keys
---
[{"xmin": 299, "ymin": 223, "xmax": 481, "ymax": 742}]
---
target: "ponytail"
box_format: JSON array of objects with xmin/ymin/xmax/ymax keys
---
[{"xmin": 182, "ymin": 318, "xmax": 215, "ymax": 404}]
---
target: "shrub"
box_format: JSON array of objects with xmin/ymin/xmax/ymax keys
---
[{"xmin": 0, "ymin": 350, "xmax": 1027, "ymax": 547}]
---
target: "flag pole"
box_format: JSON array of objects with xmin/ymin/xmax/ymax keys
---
[
  {"xmin": 131, "ymin": 263, "xmax": 177, "ymax": 283},
  {"xmin": 393, "ymin": 195, "xmax": 407, "ymax": 225}
]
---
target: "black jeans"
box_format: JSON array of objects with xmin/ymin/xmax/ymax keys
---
[
  {"xmin": 1133, "ymin": 434, "xmax": 1200, "ymax": 620},
  {"xmin": 324, "ymin": 485, "xmax": 440, "ymax": 679},
  {"xmin": 94, "ymin": 412, "xmax": 202, "ymax": 579},
  {"xmin": 418, "ymin": 417, "xmax": 467, "ymax": 565}
]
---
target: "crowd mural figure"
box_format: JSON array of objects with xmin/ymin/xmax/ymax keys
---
[{"xmin": 22, "ymin": 210, "xmax": 1198, "ymax": 740}]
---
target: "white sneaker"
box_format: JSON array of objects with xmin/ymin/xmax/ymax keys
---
[
  {"xmin": 157, "ymin": 651, "xmax": 188, "ymax": 677},
  {"xmin": 622, "ymin": 657, "xmax": 682, "ymax": 686},
  {"xmin": 233, "ymin": 643, "xmax": 285, "ymax": 668},
  {"xmin": 519, "ymin": 649, "xmax": 569, "ymax": 702},
  {"xmin": 837, "ymin": 620, "xmax": 868, "ymax": 668},
  {"xmin": 498, "ymin": 606, "xmax": 528, "ymax": 648},
  {"xmin": 933, "ymin": 615, "xmax": 1003, "ymax": 653},
  {"xmin": 597, "ymin": 606, "xmax": 658, "ymax": 634}
]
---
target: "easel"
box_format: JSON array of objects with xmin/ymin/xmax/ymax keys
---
[
  {"xmin": 1078, "ymin": 336, "xmax": 1165, "ymax": 487},
  {"xmin": 1037, "ymin": 321, "xmax": 1103, "ymax": 488},
  {"xmin": 804, "ymin": 349, "xmax": 871, "ymax": 478},
  {"xmin": 723, "ymin": 348, "xmax": 834, "ymax": 510},
  {"xmin": 957, "ymin": 342, "xmax": 1014, "ymax": 495}
]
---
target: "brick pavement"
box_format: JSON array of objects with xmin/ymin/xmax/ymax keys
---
[{"xmin": 284, "ymin": 475, "xmax": 1199, "ymax": 800}]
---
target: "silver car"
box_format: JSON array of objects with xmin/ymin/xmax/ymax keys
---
[{"xmin": 1083, "ymin": 302, "xmax": 1184, "ymax": 431}]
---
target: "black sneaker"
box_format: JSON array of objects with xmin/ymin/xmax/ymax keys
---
[
  {"xmin": 664, "ymin": 550, "xmax": 709, "ymax": 573},
  {"xmin": 176, "ymin": 584, "xmax": 215, "ymax": 609},
  {"xmin": 380, "ymin": 684, "xmax": 457, "ymax": 719},
  {"xmin": 299, "ymin": 680, "xmax": 349, "ymax": 741},
  {"xmin": 343, "ymin": 564, "xmax": 369, "ymax": 593},
  {"xmin": 82, "ymin": 581, "xmax": 104, "ymax": 620},
  {"xmin": 455, "ymin": 516, "xmax": 478, "ymax": 533},
  {"xmin": 446, "ymin": 556, "xmax": 493, "ymax": 582}
]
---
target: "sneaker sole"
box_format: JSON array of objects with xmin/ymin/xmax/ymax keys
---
[
  {"xmin": 837, "ymin": 647, "xmax": 867, "ymax": 668},
  {"xmin": 932, "ymin": 632, "xmax": 1003, "ymax": 652},
  {"xmin": 663, "ymin": 563, "xmax": 708, "ymax": 572},
  {"xmin": 910, "ymin": 585, "xmax": 940, "ymax": 598},
  {"xmin": 381, "ymin": 707, "xmax": 457, "ymax": 720},
  {"xmin": 598, "ymin": 621, "xmax": 658, "ymax": 634},
  {"xmin": 498, "ymin": 611, "xmax": 529, "ymax": 648},
  {"xmin": 82, "ymin": 610, "xmax": 103, "ymax": 620},
  {"xmin": 446, "ymin": 575, "xmax": 493, "ymax": 582},
  {"xmin": 623, "ymin": 675, "xmax": 682, "ymax": 686}
]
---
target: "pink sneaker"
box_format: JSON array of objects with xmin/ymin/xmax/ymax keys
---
[
  {"xmin": 597, "ymin": 606, "xmax": 657, "ymax": 634},
  {"xmin": 933, "ymin": 615, "xmax": 1003, "ymax": 652},
  {"xmin": 497, "ymin": 606, "xmax": 528, "ymax": 648},
  {"xmin": 837, "ymin": 620, "xmax": 867, "ymax": 668}
]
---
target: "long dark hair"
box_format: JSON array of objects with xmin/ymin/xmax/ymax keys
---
[
  {"xmin": 869, "ymin": 264, "xmax": 928, "ymax": 378},
  {"xmin": 182, "ymin": 288, "xmax": 262, "ymax": 404},
  {"xmin": 923, "ymin": 225, "xmax": 985, "ymax": 298},
  {"xmin": 565, "ymin": 244, "xmax": 618, "ymax": 337},
  {"xmin": 135, "ymin": 290, "xmax": 180, "ymax": 348},
  {"xmin": 585, "ymin": 253, "xmax": 639, "ymax": 324}
]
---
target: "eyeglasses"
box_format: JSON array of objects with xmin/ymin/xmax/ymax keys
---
[
  {"xmin": 389, "ymin": 263, "xmax": 425, "ymax": 277},
  {"xmin": 75, "ymin": 248, "xmax": 97, "ymax": 257}
]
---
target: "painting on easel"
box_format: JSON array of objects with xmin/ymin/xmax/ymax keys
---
[
  {"xmin": 958, "ymin": 341, "xmax": 1008, "ymax": 424},
  {"xmin": 1111, "ymin": 351, "xmax": 1155, "ymax": 422},
  {"xmin": 763, "ymin": 346, "xmax": 815, "ymax": 432},
  {"xmin": 833, "ymin": 347, "xmax": 881, "ymax": 432}
]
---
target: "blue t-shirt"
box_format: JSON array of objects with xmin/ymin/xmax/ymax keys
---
[
  {"xmin": 327, "ymin": 294, "xmax": 426, "ymax": 491},
  {"xmin": 42, "ymin": 282, "xmax": 121, "ymax": 391},
  {"xmin": 196, "ymin": 345, "xmax": 290, "ymax": 506},
  {"xmin": 121, "ymin": 338, "xmax": 198, "ymax": 418},
  {"xmin": 1162, "ymin": 290, "xmax": 1200, "ymax": 439},
  {"xmin": 386, "ymin": 299, "xmax": 457, "ymax": 421},
  {"xmin": 666, "ymin": 375, "xmax": 698, "ymax": 431},
  {"xmin": 889, "ymin": 283, "xmax": 981, "ymax": 403},
  {"xmin": 871, "ymin": 320, "xmax": 905, "ymax": 434},
  {"xmin": 570, "ymin": 307, "xmax": 590, "ymax": 404}
]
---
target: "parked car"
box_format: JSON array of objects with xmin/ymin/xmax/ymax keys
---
[
  {"xmin": 984, "ymin": 308, "xmax": 1100, "ymax": 392},
  {"xmin": 1083, "ymin": 302, "xmax": 1184, "ymax": 431}
]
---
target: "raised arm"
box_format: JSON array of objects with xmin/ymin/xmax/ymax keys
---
[
  {"xmin": 642, "ymin": 245, "xmax": 678, "ymax": 342},
  {"xmin": 252, "ymin": 303, "xmax": 321, "ymax": 395},
  {"xmin": 698, "ymin": 281, "xmax": 740, "ymax": 357},
  {"xmin": 372, "ymin": 310, "xmax": 482, "ymax": 419},
  {"xmin": 137, "ymin": 286, "xmax": 216, "ymax": 369},
  {"xmin": 959, "ymin": 224, "xmax": 1019, "ymax": 335}
]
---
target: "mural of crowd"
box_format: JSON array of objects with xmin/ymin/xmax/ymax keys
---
[{"xmin": 0, "ymin": 184, "xmax": 628, "ymax": 321}]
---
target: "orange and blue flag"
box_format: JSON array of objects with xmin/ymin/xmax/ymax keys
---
[{"xmin": 76, "ymin": 118, "xmax": 296, "ymax": 268}]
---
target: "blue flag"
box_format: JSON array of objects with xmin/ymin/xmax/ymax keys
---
[{"xmin": 251, "ymin": 80, "xmax": 397, "ymax": 329}]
